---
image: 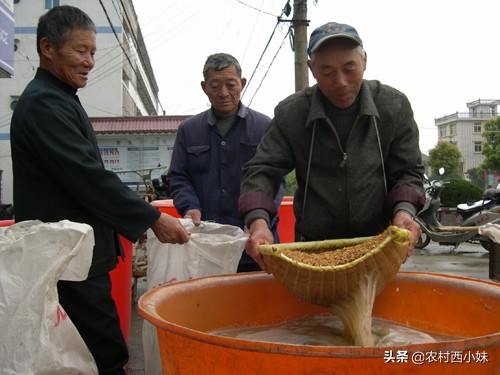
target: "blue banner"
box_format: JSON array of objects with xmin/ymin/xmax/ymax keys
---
[{"xmin": 0, "ymin": 1, "xmax": 14, "ymax": 77}]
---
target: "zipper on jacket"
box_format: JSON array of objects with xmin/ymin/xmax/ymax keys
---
[
  {"xmin": 324, "ymin": 117, "xmax": 349, "ymax": 168},
  {"xmin": 339, "ymin": 152, "xmax": 348, "ymax": 168}
]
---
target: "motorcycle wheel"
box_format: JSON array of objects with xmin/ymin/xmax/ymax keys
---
[
  {"xmin": 414, "ymin": 232, "xmax": 430, "ymax": 249},
  {"xmin": 479, "ymin": 240, "xmax": 492, "ymax": 252}
]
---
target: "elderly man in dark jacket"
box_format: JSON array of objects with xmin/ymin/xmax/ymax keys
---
[
  {"xmin": 167, "ymin": 53, "xmax": 285, "ymax": 273},
  {"xmin": 238, "ymin": 22, "xmax": 425, "ymax": 271},
  {"xmin": 10, "ymin": 6, "xmax": 190, "ymax": 374}
]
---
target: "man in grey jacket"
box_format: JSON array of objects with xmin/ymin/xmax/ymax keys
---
[{"xmin": 238, "ymin": 22, "xmax": 425, "ymax": 271}]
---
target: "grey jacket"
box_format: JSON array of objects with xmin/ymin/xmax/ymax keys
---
[{"xmin": 239, "ymin": 80, "xmax": 425, "ymax": 240}]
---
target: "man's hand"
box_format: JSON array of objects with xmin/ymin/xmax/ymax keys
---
[
  {"xmin": 184, "ymin": 209, "xmax": 202, "ymax": 226},
  {"xmin": 244, "ymin": 218, "xmax": 274, "ymax": 272},
  {"xmin": 393, "ymin": 210, "xmax": 421, "ymax": 261},
  {"xmin": 151, "ymin": 213, "xmax": 191, "ymax": 244}
]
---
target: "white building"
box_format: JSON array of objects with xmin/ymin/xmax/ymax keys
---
[
  {"xmin": 0, "ymin": 0, "xmax": 164, "ymax": 204},
  {"xmin": 435, "ymin": 99, "xmax": 499, "ymax": 178},
  {"xmin": 91, "ymin": 116, "xmax": 188, "ymax": 194}
]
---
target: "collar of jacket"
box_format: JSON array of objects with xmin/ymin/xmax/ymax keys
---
[
  {"xmin": 35, "ymin": 67, "xmax": 78, "ymax": 97},
  {"xmin": 305, "ymin": 80, "xmax": 380, "ymax": 128},
  {"xmin": 207, "ymin": 101, "xmax": 249, "ymax": 126}
]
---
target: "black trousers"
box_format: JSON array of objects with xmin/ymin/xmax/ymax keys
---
[{"xmin": 58, "ymin": 274, "xmax": 128, "ymax": 375}]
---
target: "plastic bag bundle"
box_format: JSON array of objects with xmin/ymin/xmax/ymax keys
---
[
  {"xmin": 0, "ymin": 220, "xmax": 98, "ymax": 374},
  {"xmin": 143, "ymin": 219, "xmax": 249, "ymax": 374}
]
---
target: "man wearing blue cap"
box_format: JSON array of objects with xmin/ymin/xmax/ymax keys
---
[{"xmin": 238, "ymin": 22, "xmax": 425, "ymax": 271}]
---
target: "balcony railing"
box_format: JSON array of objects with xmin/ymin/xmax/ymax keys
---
[{"xmin": 435, "ymin": 112, "xmax": 498, "ymax": 125}]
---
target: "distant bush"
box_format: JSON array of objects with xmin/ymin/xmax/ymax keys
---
[
  {"xmin": 285, "ymin": 170, "xmax": 297, "ymax": 196},
  {"xmin": 441, "ymin": 179, "xmax": 484, "ymax": 207}
]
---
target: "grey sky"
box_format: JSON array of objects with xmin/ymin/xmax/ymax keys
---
[{"xmin": 133, "ymin": 0, "xmax": 500, "ymax": 154}]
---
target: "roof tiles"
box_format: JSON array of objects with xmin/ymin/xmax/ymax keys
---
[{"xmin": 91, "ymin": 116, "xmax": 190, "ymax": 134}]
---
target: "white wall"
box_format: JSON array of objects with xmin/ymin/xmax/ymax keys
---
[
  {"xmin": 0, "ymin": 0, "xmax": 132, "ymax": 204},
  {"xmin": 97, "ymin": 133, "xmax": 176, "ymax": 190}
]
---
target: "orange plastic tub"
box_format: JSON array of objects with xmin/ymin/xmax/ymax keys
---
[{"xmin": 138, "ymin": 272, "xmax": 499, "ymax": 375}]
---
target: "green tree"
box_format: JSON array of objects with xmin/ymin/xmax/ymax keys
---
[
  {"xmin": 285, "ymin": 170, "xmax": 297, "ymax": 196},
  {"xmin": 440, "ymin": 178, "xmax": 484, "ymax": 207},
  {"xmin": 466, "ymin": 166, "xmax": 485, "ymax": 189},
  {"xmin": 428, "ymin": 141, "xmax": 462, "ymax": 178},
  {"xmin": 481, "ymin": 117, "xmax": 500, "ymax": 172}
]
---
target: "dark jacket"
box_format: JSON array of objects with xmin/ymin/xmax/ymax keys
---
[
  {"xmin": 10, "ymin": 68, "xmax": 160, "ymax": 277},
  {"xmin": 239, "ymin": 81, "xmax": 425, "ymax": 240},
  {"xmin": 167, "ymin": 103, "xmax": 285, "ymax": 264}
]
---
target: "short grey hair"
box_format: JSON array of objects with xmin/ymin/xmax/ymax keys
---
[
  {"xmin": 203, "ymin": 53, "xmax": 242, "ymax": 80},
  {"xmin": 36, "ymin": 5, "xmax": 96, "ymax": 55},
  {"xmin": 355, "ymin": 45, "xmax": 366, "ymax": 59}
]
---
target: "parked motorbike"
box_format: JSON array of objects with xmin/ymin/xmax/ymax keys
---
[{"xmin": 414, "ymin": 168, "xmax": 500, "ymax": 251}]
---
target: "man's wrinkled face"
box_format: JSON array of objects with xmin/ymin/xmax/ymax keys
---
[
  {"xmin": 308, "ymin": 39, "xmax": 366, "ymax": 108},
  {"xmin": 201, "ymin": 66, "xmax": 246, "ymax": 116},
  {"xmin": 42, "ymin": 27, "xmax": 96, "ymax": 89}
]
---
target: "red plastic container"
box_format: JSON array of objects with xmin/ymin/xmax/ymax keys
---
[
  {"xmin": 110, "ymin": 236, "xmax": 133, "ymax": 341},
  {"xmin": 150, "ymin": 199, "xmax": 181, "ymax": 217},
  {"xmin": 150, "ymin": 198, "xmax": 296, "ymax": 243},
  {"xmin": 278, "ymin": 196, "xmax": 295, "ymax": 243},
  {"xmin": 0, "ymin": 219, "xmax": 14, "ymax": 227}
]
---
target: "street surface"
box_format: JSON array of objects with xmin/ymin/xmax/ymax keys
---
[{"xmin": 401, "ymin": 241, "xmax": 490, "ymax": 281}]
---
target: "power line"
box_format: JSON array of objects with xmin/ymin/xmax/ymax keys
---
[
  {"xmin": 241, "ymin": 21, "xmax": 280, "ymax": 99},
  {"xmin": 98, "ymin": 0, "xmax": 161, "ymax": 115},
  {"xmin": 248, "ymin": 27, "xmax": 291, "ymax": 106},
  {"xmin": 117, "ymin": 0, "xmax": 163, "ymax": 111},
  {"xmin": 235, "ymin": 0, "xmax": 276, "ymax": 17},
  {"xmin": 241, "ymin": 1, "xmax": 291, "ymax": 101}
]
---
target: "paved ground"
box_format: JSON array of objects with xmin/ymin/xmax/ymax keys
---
[
  {"xmin": 124, "ymin": 241, "xmax": 496, "ymax": 374},
  {"xmin": 401, "ymin": 241, "xmax": 492, "ymax": 280}
]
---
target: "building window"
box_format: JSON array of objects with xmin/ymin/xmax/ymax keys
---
[
  {"xmin": 474, "ymin": 141, "xmax": 482, "ymax": 153},
  {"xmin": 439, "ymin": 126, "xmax": 447, "ymax": 137},
  {"xmin": 474, "ymin": 122, "xmax": 482, "ymax": 133},
  {"xmin": 45, "ymin": 0, "xmax": 60, "ymax": 9},
  {"xmin": 450, "ymin": 124, "xmax": 456, "ymax": 135}
]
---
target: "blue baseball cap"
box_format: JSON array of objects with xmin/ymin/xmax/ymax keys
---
[{"xmin": 307, "ymin": 22, "xmax": 363, "ymax": 57}]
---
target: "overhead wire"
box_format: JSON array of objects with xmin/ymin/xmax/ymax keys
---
[
  {"xmin": 117, "ymin": 0, "xmax": 164, "ymax": 112},
  {"xmin": 88, "ymin": 0, "xmax": 287, "ymax": 115},
  {"xmin": 3, "ymin": 0, "xmax": 290, "ymax": 122},
  {"xmin": 104, "ymin": 1, "xmax": 228, "ymax": 114},
  {"xmin": 241, "ymin": 0, "xmax": 291, "ymax": 102},
  {"xmin": 95, "ymin": 0, "xmax": 162, "ymax": 115},
  {"xmin": 241, "ymin": 21, "xmax": 280, "ymax": 100},
  {"xmin": 236, "ymin": 0, "xmax": 276, "ymax": 17},
  {"xmin": 248, "ymin": 27, "xmax": 291, "ymax": 106},
  {"xmin": 137, "ymin": 1, "xmax": 232, "ymax": 114}
]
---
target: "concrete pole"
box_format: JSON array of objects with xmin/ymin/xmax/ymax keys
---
[{"xmin": 292, "ymin": 0, "xmax": 309, "ymax": 92}]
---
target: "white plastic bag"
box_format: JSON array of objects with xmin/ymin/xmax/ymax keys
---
[
  {"xmin": 142, "ymin": 219, "xmax": 249, "ymax": 375},
  {"xmin": 479, "ymin": 223, "xmax": 500, "ymax": 243},
  {"xmin": 0, "ymin": 220, "xmax": 98, "ymax": 374}
]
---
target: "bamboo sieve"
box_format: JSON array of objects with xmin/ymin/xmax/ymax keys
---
[{"xmin": 259, "ymin": 226, "xmax": 411, "ymax": 307}]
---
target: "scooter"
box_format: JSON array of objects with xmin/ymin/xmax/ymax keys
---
[{"xmin": 414, "ymin": 168, "xmax": 500, "ymax": 251}]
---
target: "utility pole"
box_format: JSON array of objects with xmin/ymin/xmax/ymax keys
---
[{"xmin": 292, "ymin": 0, "xmax": 309, "ymax": 92}]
